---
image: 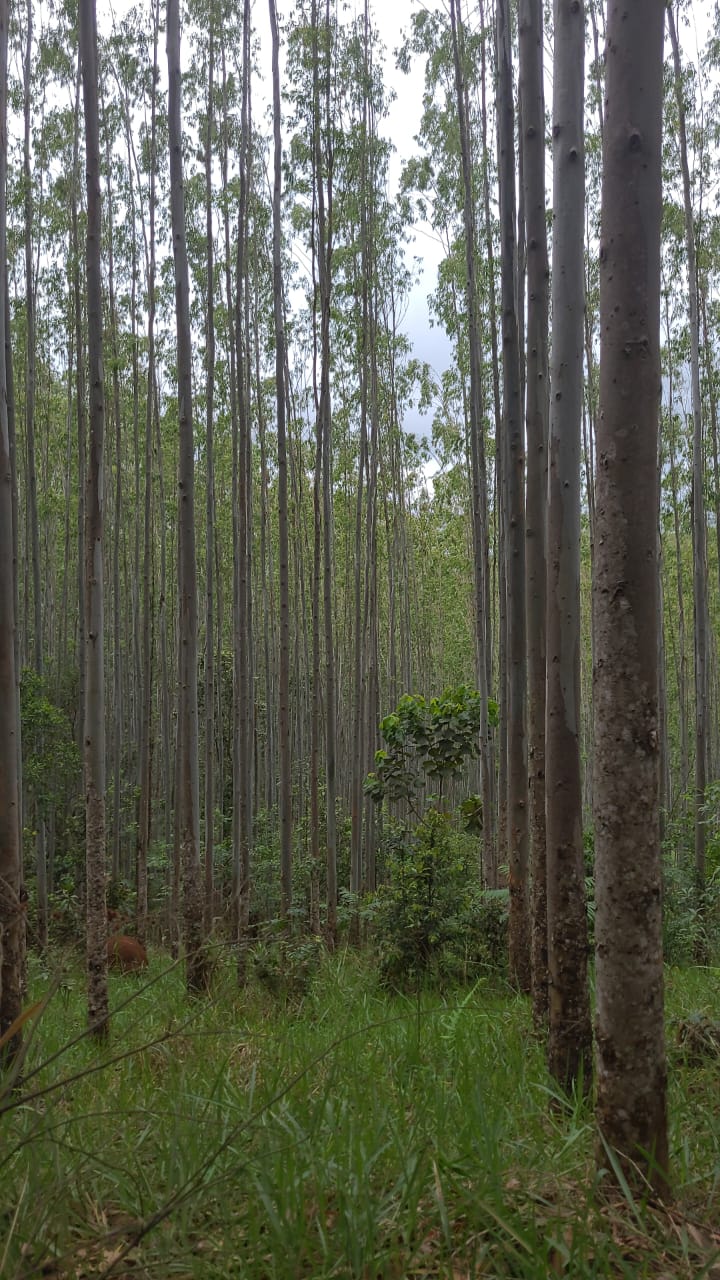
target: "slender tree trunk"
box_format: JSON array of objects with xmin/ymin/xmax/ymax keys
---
[
  {"xmin": 497, "ymin": 0, "xmax": 530, "ymax": 992},
  {"xmin": 101, "ymin": 79, "xmax": 124, "ymax": 893},
  {"xmin": 0, "ymin": 0, "xmax": 23, "ymax": 1060},
  {"xmin": 668, "ymin": 6, "xmax": 709, "ymax": 903},
  {"xmin": 167, "ymin": 0, "xmax": 207, "ymax": 991},
  {"xmin": 665, "ymin": 320, "xmax": 689, "ymax": 805},
  {"xmin": 545, "ymin": 0, "xmax": 592, "ymax": 1089},
  {"xmin": 80, "ymin": 0, "xmax": 109, "ymax": 1036},
  {"xmin": 269, "ymin": 0, "xmax": 293, "ymax": 923},
  {"xmin": 22, "ymin": 0, "xmax": 48, "ymax": 952},
  {"xmin": 449, "ymin": 0, "xmax": 494, "ymax": 891},
  {"xmin": 314, "ymin": 0, "xmax": 338, "ymax": 944},
  {"xmin": 136, "ymin": 0, "xmax": 159, "ymax": 949},
  {"xmin": 593, "ymin": 0, "xmax": 668, "ymax": 1196},
  {"xmin": 204, "ymin": 20, "xmax": 216, "ymax": 935},
  {"xmin": 518, "ymin": 0, "xmax": 549, "ymax": 1027},
  {"xmin": 72, "ymin": 59, "xmax": 87, "ymax": 760}
]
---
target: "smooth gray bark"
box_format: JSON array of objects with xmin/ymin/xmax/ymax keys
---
[{"xmin": 546, "ymin": 0, "xmax": 592, "ymax": 1089}]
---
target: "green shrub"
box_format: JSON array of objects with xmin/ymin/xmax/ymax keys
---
[
  {"xmin": 250, "ymin": 928, "xmax": 324, "ymax": 1003},
  {"xmin": 372, "ymin": 810, "xmax": 503, "ymax": 990}
]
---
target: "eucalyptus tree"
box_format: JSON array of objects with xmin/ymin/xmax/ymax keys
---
[
  {"xmin": 21, "ymin": 0, "xmax": 47, "ymax": 947},
  {"xmin": 0, "ymin": 0, "xmax": 23, "ymax": 1059},
  {"xmin": 234, "ymin": 0, "xmax": 254, "ymax": 955},
  {"xmin": 285, "ymin": 0, "xmax": 340, "ymax": 937},
  {"xmin": 315, "ymin": 0, "xmax": 339, "ymax": 942},
  {"xmin": 448, "ymin": 0, "xmax": 495, "ymax": 892},
  {"xmin": 518, "ymin": 0, "xmax": 549, "ymax": 1026},
  {"xmin": 202, "ymin": 7, "xmax": 216, "ymax": 933},
  {"xmin": 593, "ymin": 0, "xmax": 668, "ymax": 1195},
  {"xmin": 136, "ymin": 0, "xmax": 160, "ymax": 948},
  {"xmin": 667, "ymin": 5, "xmax": 710, "ymax": 901},
  {"xmin": 269, "ymin": 0, "xmax": 293, "ymax": 923},
  {"xmin": 496, "ymin": 0, "xmax": 530, "ymax": 991},
  {"xmin": 167, "ymin": 0, "xmax": 207, "ymax": 989},
  {"xmin": 545, "ymin": 0, "xmax": 592, "ymax": 1088},
  {"xmin": 99, "ymin": 63, "xmax": 125, "ymax": 892},
  {"xmin": 399, "ymin": 4, "xmax": 498, "ymax": 877},
  {"xmin": 79, "ymin": 0, "xmax": 109, "ymax": 1034}
]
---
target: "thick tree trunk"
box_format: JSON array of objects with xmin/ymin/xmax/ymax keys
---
[
  {"xmin": 545, "ymin": 0, "xmax": 592, "ymax": 1090},
  {"xmin": 593, "ymin": 0, "xmax": 668, "ymax": 1196}
]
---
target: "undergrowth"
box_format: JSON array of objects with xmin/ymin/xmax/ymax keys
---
[{"xmin": 1, "ymin": 949, "xmax": 719, "ymax": 1279}]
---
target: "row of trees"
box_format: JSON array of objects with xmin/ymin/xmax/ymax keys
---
[{"xmin": 0, "ymin": 0, "xmax": 715, "ymax": 1191}]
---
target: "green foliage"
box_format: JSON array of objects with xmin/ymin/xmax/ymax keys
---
[
  {"xmin": 20, "ymin": 668, "xmax": 80, "ymax": 816},
  {"xmin": 365, "ymin": 685, "xmax": 496, "ymax": 806},
  {"xmin": 366, "ymin": 687, "xmax": 499, "ymax": 990},
  {"xmin": 373, "ymin": 810, "xmax": 465, "ymax": 987},
  {"xmin": 372, "ymin": 813, "xmax": 506, "ymax": 990},
  {"xmin": 662, "ymin": 861, "xmax": 720, "ymax": 965}
]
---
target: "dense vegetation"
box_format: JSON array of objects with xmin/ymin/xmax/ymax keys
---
[{"xmin": 1, "ymin": 0, "xmax": 720, "ymax": 1270}]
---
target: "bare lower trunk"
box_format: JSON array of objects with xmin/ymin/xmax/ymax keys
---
[
  {"xmin": 593, "ymin": 0, "xmax": 668, "ymax": 1196},
  {"xmin": 545, "ymin": 0, "xmax": 592, "ymax": 1090}
]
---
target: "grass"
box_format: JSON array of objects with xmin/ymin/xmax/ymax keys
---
[{"xmin": 1, "ymin": 947, "xmax": 719, "ymax": 1279}]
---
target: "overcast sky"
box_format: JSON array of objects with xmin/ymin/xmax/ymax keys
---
[{"xmin": 253, "ymin": 0, "xmax": 713, "ymax": 448}]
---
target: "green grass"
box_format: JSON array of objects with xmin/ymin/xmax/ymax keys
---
[{"xmin": 1, "ymin": 949, "xmax": 719, "ymax": 1279}]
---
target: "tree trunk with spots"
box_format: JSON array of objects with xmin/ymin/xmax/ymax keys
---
[{"xmin": 593, "ymin": 0, "xmax": 668, "ymax": 1196}]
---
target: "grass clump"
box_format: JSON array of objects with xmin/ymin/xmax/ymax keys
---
[{"xmin": 0, "ymin": 949, "xmax": 718, "ymax": 1279}]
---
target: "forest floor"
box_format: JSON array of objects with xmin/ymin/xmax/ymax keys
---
[{"xmin": 2, "ymin": 947, "xmax": 720, "ymax": 1279}]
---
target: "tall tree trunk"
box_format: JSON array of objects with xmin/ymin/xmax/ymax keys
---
[
  {"xmin": 479, "ymin": 0, "xmax": 501, "ymax": 875},
  {"xmin": 593, "ymin": 0, "xmax": 668, "ymax": 1196},
  {"xmin": 269, "ymin": 0, "xmax": 293, "ymax": 923},
  {"xmin": 545, "ymin": 0, "xmax": 592, "ymax": 1089},
  {"xmin": 101, "ymin": 78, "xmax": 124, "ymax": 893},
  {"xmin": 80, "ymin": 0, "xmax": 109, "ymax": 1036},
  {"xmin": 167, "ymin": 0, "xmax": 207, "ymax": 991},
  {"xmin": 204, "ymin": 19, "xmax": 216, "ymax": 935},
  {"xmin": 136, "ymin": 0, "xmax": 159, "ymax": 949},
  {"xmin": 0, "ymin": 0, "xmax": 23, "ymax": 1060},
  {"xmin": 22, "ymin": 0, "xmax": 48, "ymax": 951},
  {"xmin": 449, "ymin": 0, "xmax": 494, "ymax": 891},
  {"xmin": 496, "ymin": 0, "xmax": 530, "ymax": 992},
  {"xmin": 668, "ymin": 6, "xmax": 709, "ymax": 904},
  {"xmin": 518, "ymin": 0, "xmax": 549, "ymax": 1027},
  {"xmin": 72, "ymin": 58, "xmax": 87, "ymax": 761},
  {"xmin": 314, "ymin": 0, "xmax": 338, "ymax": 944}
]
